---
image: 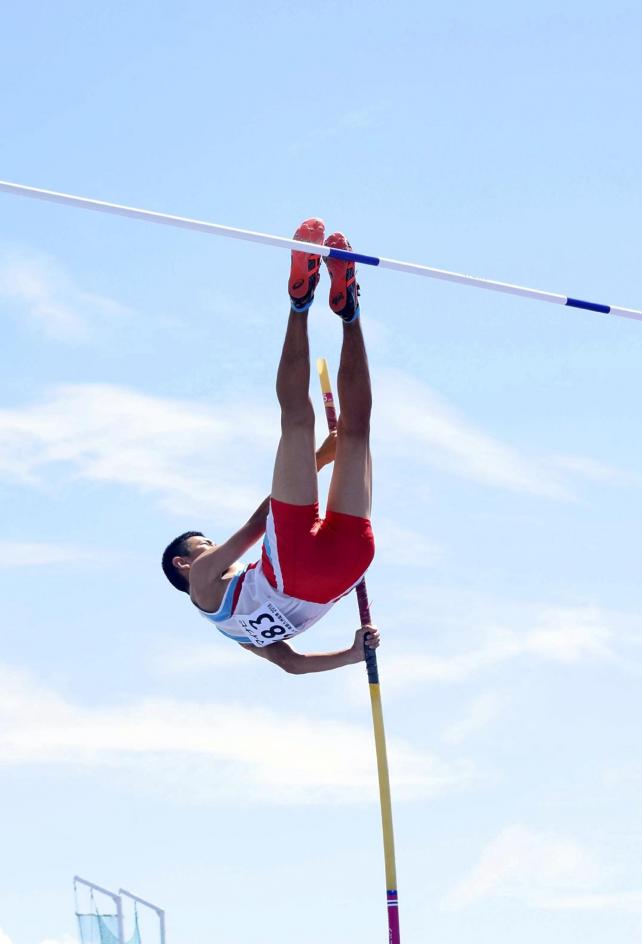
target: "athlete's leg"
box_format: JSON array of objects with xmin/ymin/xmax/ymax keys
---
[
  {"xmin": 271, "ymin": 311, "xmax": 318, "ymax": 505},
  {"xmin": 323, "ymin": 231, "xmax": 372, "ymax": 520},
  {"xmin": 271, "ymin": 307, "xmax": 318, "ymax": 505},
  {"xmin": 326, "ymin": 317, "xmax": 372, "ymax": 518},
  {"xmin": 271, "ymin": 218, "xmax": 325, "ymax": 506}
]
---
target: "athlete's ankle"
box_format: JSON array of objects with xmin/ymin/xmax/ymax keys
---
[
  {"xmin": 342, "ymin": 309, "xmax": 363, "ymax": 332},
  {"xmin": 290, "ymin": 297, "xmax": 315, "ymax": 314},
  {"xmin": 341, "ymin": 304, "xmax": 360, "ymax": 324}
]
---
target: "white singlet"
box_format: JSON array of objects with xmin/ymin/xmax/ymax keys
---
[{"xmin": 197, "ymin": 561, "xmax": 336, "ymax": 647}]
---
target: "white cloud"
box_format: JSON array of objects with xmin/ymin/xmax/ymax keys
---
[
  {"xmin": 40, "ymin": 937, "xmax": 79, "ymax": 944},
  {"xmin": 373, "ymin": 517, "xmax": 442, "ymax": 568},
  {"xmin": 0, "ymin": 542, "xmax": 106, "ymax": 567},
  {"xmin": 291, "ymin": 105, "xmax": 383, "ymax": 154},
  {"xmin": 0, "ymin": 930, "xmax": 13, "ymax": 944},
  {"xmin": 552, "ymin": 454, "xmax": 641, "ymax": 486},
  {"xmin": 0, "ymin": 248, "xmax": 128, "ymax": 341},
  {"xmin": 375, "ymin": 370, "xmax": 641, "ymax": 500},
  {"xmin": 442, "ymin": 692, "xmax": 503, "ymax": 744},
  {"xmin": 602, "ymin": 763, "xmax": 642, "ymax": 786},
  {"xmin": 0, "ymin": 663, "xmax": 473, "ymax": 805},
  {"xmin": 384, "ymin": 605, "xmax": 615, "ymax": 691},
  {"xmin": 375, "ymin": 370, "xmax": 570, "ymax": 498},
  {"xmin": 447, "ymin": 825, "xmax": 600, "ymax": 908},
  {"xmin": 0, "ymin": 369, "xmax": 628, "ymax": 534},
  {"xmin": 0, "ymin": 383, "xmax": 279, "ymax": 522},
  {"xmin": 150, "ymin": 642, "xmax": 246, "ymax": 675},
  {"xmin": 542, "ymin": 890, "xmax": 642, "ymax": 911}
]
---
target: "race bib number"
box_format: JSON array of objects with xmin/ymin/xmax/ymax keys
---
[{"xmin": 234, "ymin": 600, "xmax": 299, "ymax": 648}]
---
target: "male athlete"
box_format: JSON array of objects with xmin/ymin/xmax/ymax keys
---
[{"xmin": 162, "ymin": 219, "xmax": 379, "ymax": 673}]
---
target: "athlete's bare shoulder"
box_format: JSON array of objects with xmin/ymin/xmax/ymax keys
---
[
  {"xmin": 190, "ymin": 546, "xmax": 225, "ymax": 580},
  {"xmin": 190, "ymin": 553, "xmax": 243, "ymax": 613}
]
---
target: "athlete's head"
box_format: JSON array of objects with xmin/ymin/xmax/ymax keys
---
[{"xmin": 162, "ymin": 531, "xmax": 214, "ymax": 593}]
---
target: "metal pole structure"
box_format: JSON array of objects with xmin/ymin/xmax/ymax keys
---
[
  {"xmin": 317, "ymin": 358, "xmax": 401, "ymax": 944},
  {"xmin": 74, "ymin": 876, "xmax": 125, "ymax": 944},
  {"xmin": 119, "ymin": 888, "xmax": 167, "ymax": 944},
  {"xmin": 1, "ymin": 179, "xmax": 641, "ymax": 322}
]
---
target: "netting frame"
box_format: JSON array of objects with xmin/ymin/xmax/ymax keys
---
[
  {"xmin": 119, "ymin": 888, "xmax": 166, "ymax": 944},
  {"xmin": 74, "ymin": 876, "xmax": 125, "ymax": 944}
]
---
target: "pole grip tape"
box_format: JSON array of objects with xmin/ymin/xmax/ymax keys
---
[
  {"xmin": 356, "ymin": 580, "xmax": 379, "ymax": 683},
  {"xmin": 365, "ymin": 644, "xmax": 380, "ymax": 684}
]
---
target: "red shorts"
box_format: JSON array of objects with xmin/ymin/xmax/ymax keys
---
[{"xmin": 261, "ymin": 498, "xmax": 375, "ymax": 604}]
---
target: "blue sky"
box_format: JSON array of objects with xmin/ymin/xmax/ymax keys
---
[{"xmin": 1, "ymin": 2, "xmax": 642, "ymax": 943}]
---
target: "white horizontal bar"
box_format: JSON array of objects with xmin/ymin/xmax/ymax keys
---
[
  {"xmin": 610, "ymin": 305, "xmax": 642, "ymax": 322},
  {"xmin": 0, "ymin": 180, "xmax": 331, "ymax": 257},
  {"xmin": 377, "ymin": 256, "xmax": 567, "ymax": 305},
  {"xmin": 1, "ymin": 179, "xmax": 640, "ymax": 321}
]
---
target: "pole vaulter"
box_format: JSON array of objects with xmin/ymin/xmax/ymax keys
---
[
  {"xmin": 318, "ymin": 357, "xmax": 400, "ymax": 944},
  {"xmin": 1, "ymin": 179, "xmax": 640, "ymax": 321}
]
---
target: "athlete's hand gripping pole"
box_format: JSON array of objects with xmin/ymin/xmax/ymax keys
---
[{"xmin": 317, "ymin": 357, "xmax": 401, "ymax": 944}]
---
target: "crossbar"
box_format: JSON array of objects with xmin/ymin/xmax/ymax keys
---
[{"xmin": 1, "ymin": 179, "xmax": 640, "ymax": 322}]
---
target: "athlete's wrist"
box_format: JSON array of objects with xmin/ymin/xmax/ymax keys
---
[
  {"xmin": 347, "ymin": 644, "xmax": 364, "ymax": 664},
  {"xmin": 315, "ymin": 449, "xmax": 330, "ymax": 471},
  {"xmin": 315, "ymin": 431, "xmax": 338, "ymax": 470}
]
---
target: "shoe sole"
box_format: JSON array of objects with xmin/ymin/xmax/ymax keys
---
[
  {"xmin": 324, "ymin": 232, "xmax": 359, "ymax": 318},
  {"xmin": 289, "ymin": 218, "xmax": 325, "ymax": 303}
]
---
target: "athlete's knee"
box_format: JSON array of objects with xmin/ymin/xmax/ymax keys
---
[
  {"xmin": 337, "ymin": 412, "xmax": 370, "ymax": 440},
  {"xmin": 280, "ymin": 399, "xmax": 316, "ymax": 431}
]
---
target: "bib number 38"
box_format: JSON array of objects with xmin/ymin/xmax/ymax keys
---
[{"xmin": 235, "ymin": 601, "xmax": 298, "ymax": 647}]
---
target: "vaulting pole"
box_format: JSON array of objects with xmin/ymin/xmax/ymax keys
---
[
  {"xmin": 317, "ymin": 357, "xmax": 400, "ymax": 944},
  {"xmin": 1, "ymin": 179, "xmax": 640, "ymax": 321}
]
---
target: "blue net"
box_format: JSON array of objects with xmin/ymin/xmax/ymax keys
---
[{"xmin": 76, "ymin": 911, "xmax": 142, "ymax": 944}]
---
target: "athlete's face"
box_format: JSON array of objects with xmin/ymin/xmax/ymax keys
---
[{"xmin": 185, "ymin": 535, "xmax": 217, "ymax": 560}]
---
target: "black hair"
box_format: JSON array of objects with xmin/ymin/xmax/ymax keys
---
[{"xmin": 161, "ymin": 531, "xmax": 204, "ymax": 593}]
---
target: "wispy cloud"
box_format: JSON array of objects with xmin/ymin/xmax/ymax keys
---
[
  {"xmin": 373, "ymin": 517, "xmax": 442, "ymax": 568},
  {"xmin": 0, "ymin": 663, "xmax": 474, "ymax": 805},
  {"xmin": 0, "ymin": 541, "xmax": 108, "ymax": 567},
  {"xmin": 384, "ymin": 605, "xmax": 617, "ymax": 691},
  {"xmin": 0, "ymin": 383, "xmax": 280, "ymax": 522},
  {"xmin": 0, "ymin": 248, "xmax": 128, "ymax": 341},
  {"xmin": 602, "ymin": 763, "xmax": 642, "ymax": 787},
  {"xmin": 291, "ymin": 105, "xmax": 384, "ymax": 154},
  {"xmin": 150, "ymin": 641, "xmax": 247, "ymax": 675},
  {"xmin": 447, "ymin": 825, "xmax": 642, "ymax": 914},
  {"xmin": 551, "ymin": 454, "xmax": 641, "ymax": 486},
  {"xmin": 375, "ymin": 369, "xmax": 641, "ymax": 500},
  {"xmin": 0, "ymin": 368, "xmax": 629, "ymax": 532},
  {"xmin": 376, "ymin": 370, "xmax": 571, "ymax": 498},
  {"xmin": 442, "ymin": 692, "xmax": 503, "ymax": 744},
  {"xmin": 40, "ymin": 937, "xmax": 79, "ymax": 944},
  {"xmin": 447, "ymin": 825, "xmax": 600, "ymax": 908},
  {"xmin": 542, "ymin": 890, "xmax": 642, "ymax": 911}
]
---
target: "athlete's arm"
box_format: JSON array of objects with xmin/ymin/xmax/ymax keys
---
[
  {"xmin": 242, "ymin": 626, "xmax": 380, "ymax": 674},
  {"xmin": 316, "ymin": 431, "xmax": 337, "ymax": 470},
  {"xmin": 190, "ymin": 496, "xmax": 270, "ymax": 584}
]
